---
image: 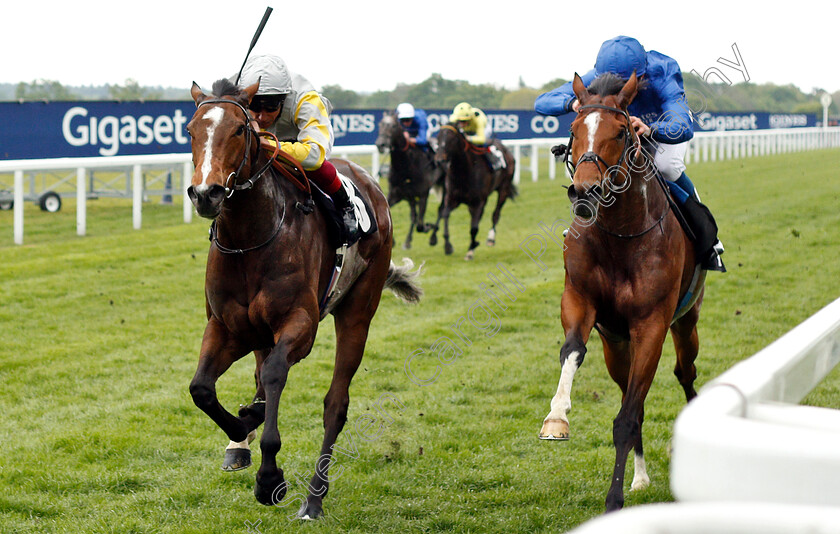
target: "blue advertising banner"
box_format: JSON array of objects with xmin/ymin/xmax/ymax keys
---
[{"xmin": 0, "ymin": 101, "xmax": 817, "ymax": 160}]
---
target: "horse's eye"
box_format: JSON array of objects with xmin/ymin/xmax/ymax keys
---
[
  {"xmin": 616, "ymin": 129, "xmax": 626, "ymax": 140},
  {"xmin": 235, "ymin": 125, "xmax": 246, "ymax": 136}
]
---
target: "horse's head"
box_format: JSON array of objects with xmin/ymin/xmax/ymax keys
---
[
  {"xmin": 186, "ymin": 79, "xmax": 260, "ymax": 219},
  {"xmin": 375, "ymin": 112, "xmax": 402, "ymax": 154},
  {"xmin": 567, "ymin": 72, "xmax": 639, "ymax": 220},
  {"xmin": 434, "ymin": 124, "xmax": 463, "ymax": 167}
]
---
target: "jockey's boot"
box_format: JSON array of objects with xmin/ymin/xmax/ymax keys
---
[
  {"xmin": 667, "ymin": 173, "xmax": 725, "ymax": 272},
  {"xmin": 331, "ymin": 185, "xmax": 359, "ymax": 244},
  {"xmin": 488, "ymin": 144, "xmax": 507, "ymax": 171}
]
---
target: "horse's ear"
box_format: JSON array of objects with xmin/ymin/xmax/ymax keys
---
[
  {"xmin": 616, "ymin": 71, "xmax": 639, "ymax": 108},
  {"xmin": 191, "ymin": 82, "xmax": 208, "ymax": 106},
  {"xmin": 572, "ymin": 73, "xmax": 589, "ymax": 104},
  {"xmin": 243, "ymin": 79, "xmax": 261, "ymax": 106}
]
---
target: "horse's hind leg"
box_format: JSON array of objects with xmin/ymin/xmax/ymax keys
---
[
  {"xmin": 297, "ymin": 258, "xmax": 389, "ymax": 520},
  {"xmin": 487, "ymin": 186, "xmax": 511, "ymax": 247},
  {"xmin": 429, "ymin": 201, "xmax": 444, "ymax": 247},
  {"xmin": 670, "ymin": 296, "xmax": 702, "ymax": 402},
  {"xmin": 222, "ymin": 349, "xmax": 269, "ymax": 471},
  {"xmin": 464, "ymin": 202, "xmax": 485, "ymax": 260}
]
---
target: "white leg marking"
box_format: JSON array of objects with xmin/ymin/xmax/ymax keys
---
[
  {"xmin": 631, "ymin": 452, "xmax": 650, "ymax": 490},
  {"xmin": 584, "ymin": 112, "xmax": 602, "ymax": 152},
  {"xmin": 544, "ymin": 351, "xmax": 580, "ymax": 423},
  {"xmin": 198, "ymin": 106, "xmax": 225, "ymax": 189},
  {"xmin": 225, "ymin": 439, "xmax": 250, "ymax": 451}
]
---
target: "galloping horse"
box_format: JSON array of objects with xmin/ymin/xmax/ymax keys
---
[
  {"xmin": 538, "ymin": 73, "xmax": 706, "ymax": 511},
  {"xmin": 374, "ymin": 112, "xmax": 443, "ymax": 249},
  {"xmin": 186, "ymin": 79, "xmax": 422, "ymax": 519},
  {"xmin": 430, "ymin": 125, "xmax": 516, "ymax": 260}
]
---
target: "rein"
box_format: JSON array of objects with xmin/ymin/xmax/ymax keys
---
[{"xmin": 439, "ymin": 124, "xmax": 488, "ymax": 155}]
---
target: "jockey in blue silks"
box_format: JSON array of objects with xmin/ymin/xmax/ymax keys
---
[
  {"xmin": 536, "ymin": 36, "xmax": 724, "ymax": 271},
  {"xmin": 396, "ymin": 103, "xmax": 431, "ymax": 150}
]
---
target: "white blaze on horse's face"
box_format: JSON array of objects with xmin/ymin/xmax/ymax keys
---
[
  {"xmin": 195, "ymin": 106, "xmax": 226, "ymax": 191},
  {"xmin": 584, "ymin": 111, "xmax": 602, "ymax": 153}
]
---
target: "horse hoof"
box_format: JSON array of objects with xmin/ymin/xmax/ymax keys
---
[
  {"xmin": 297, "ymin": 500, "xmax": 324, "ymax": 520},
  {"xmin": 429, "ymin": 235, "xmax": 438, "ymax": 246},
  {"xmin": 444, "ymin": 243, "xmax": 453, "ymax": 255},
  {"xmin": 402, "ymin": 242, "xmax": 411, "ymax": 250},
  {"xmin": 486, "ymin": 239, "xmax": 495, "ymax": 247},
  {"xmin": 539, "ymin": 419, "xmax": 570, "ymax": 440},
  {"xmin": 254, "ymin": 474, "xmax": 286, "ymax": 506},
  {"xmin": 222, "ymin": 449, "xmax": 252, "ymax": 471},
  {"xmin": 464, "ymin": 250, "xmax": 475, "ymax": 261}
]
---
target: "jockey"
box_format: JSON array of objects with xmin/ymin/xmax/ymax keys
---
[
  {"xmin": 450, "ymin": 102, "xmax": 506, "ymax": 170},
  {"xmin": 238, "ymin": 54, "xmax": 358, "ymax": 243},
  {"xmin": 395, "ymin": 102, "xmax": 431, "ymax": 150},
  {"xmin": 535, "ymin": 36, "xmax": 724, "ymax": 271}
]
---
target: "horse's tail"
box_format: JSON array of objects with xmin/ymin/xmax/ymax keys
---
[{"xmin": 385, "ymin": 258, "xmax": 424, "ymax": 304}]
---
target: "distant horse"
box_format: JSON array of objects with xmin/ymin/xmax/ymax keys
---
[
  {"xmin": 374, "ymin": 112, "xmax": 443, "ymax": 249},
  {"xmin": 538, "ymin": 72, "xmax": 706, "ymax": 511},
  {"xmin": 430, "ymin": 125, "xmax": 516, "ymax": 260},
  {"xmin": 186, "ymin": 79, "xmax": 422, "ymax": 519}
]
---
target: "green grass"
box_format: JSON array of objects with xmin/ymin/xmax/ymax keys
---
[{"xmin": 1, "ymin": 149, "xmax": 839, "ymax": 533}]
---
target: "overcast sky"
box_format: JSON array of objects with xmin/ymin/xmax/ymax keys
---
[{"xmin": 3, "ymin": 0, "xmax": 836, "ymax": 96}]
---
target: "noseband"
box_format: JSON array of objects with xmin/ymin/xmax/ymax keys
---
[{"xmin": 197, "ymin": 98, "xmax": 279, "ymax": 198}]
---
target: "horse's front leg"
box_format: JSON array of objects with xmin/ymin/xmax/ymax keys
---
[
  {"xmin": 540, "ymin": 285, "xmax": 596, "ymax": 440},
  {"xmin": 190, "ymin": 318, "xmax": 252, "ymax": 443},
  {"xmin": 605, "ymin": 317, "xmax": 668, "ymax": 512},
  {"xmin": 404, "ymin": 199, "xmax": 417, "ymax": 250},
  {"xmin": 254, "ymin": 315, "xmax": 317, "ymax": 506},
  {"xmin": 416, "ymin": 192, "xmax": 430, "ymax": 233}
]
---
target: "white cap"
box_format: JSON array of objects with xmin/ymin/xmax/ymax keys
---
[
  {"xmin": 239, "ymin": 54, "xmax": 292, "ymax": 95},
  {"xmin": 396, "ymin": 103, "xmax": 415, "ymax": 120}
]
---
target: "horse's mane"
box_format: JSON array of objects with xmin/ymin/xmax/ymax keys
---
[
  {"xmin": 211, "ymin": 78, "xmax": 242, "ymax": 98},
  {"xmin": 588, "ymin": 73, "xmax": 649, "ymax": 96}
]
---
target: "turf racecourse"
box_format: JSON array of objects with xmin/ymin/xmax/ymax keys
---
[{"xmin": 1, "ymin": 148, "xmax": 839, "ymax": 533}]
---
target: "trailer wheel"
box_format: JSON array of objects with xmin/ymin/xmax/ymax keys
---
[
  {"xmin": 0, "ymin": 200, "xmax": 12, "ymax": 210},
  {"xmin": 39, "ymin": 192, "xmax": 62, "ymax": 212}
]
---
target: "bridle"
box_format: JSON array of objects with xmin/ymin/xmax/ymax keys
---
[
  {"xmin": 564, "ymin": 103, "xmax": 636, "ymax": 187},
  {"xmin": 197, "ymin": 98, "xmax": 280, "ymax": 198},
  {"xmin": 196, "ymin": 97, "xmax": 285, "ymax": 254},
  {"xmin": 565, "ymin": 103, "xmax": 671, "ymax": 239}
]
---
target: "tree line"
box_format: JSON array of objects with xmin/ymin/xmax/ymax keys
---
[{"xmin": 4, "ymin": 74, "xmax": 838, "ymax": 115}]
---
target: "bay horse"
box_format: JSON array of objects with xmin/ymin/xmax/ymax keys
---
[
  {"xmin": 430, "ymin": 125, "xmax": 516, "ymax": 260},
  {"xmin": 186, "ymin": 79, "xmax": 422, "ymax": 519},
  {"xmin": 374, "ymin": 112, "xmax": 443, "ymax": 249},
  {"xmin": 538, "ymin": 72, "xmax": 706, "ymax": 511}
]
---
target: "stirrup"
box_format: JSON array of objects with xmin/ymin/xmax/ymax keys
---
[{"xmin": 713, "ymin": 239, "xmax": 725, "ymax": 255}]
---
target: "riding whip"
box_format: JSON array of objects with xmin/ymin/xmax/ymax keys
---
[{"xmin": 234, "ymin": 6, "xmax": 274, "ymax": 85}]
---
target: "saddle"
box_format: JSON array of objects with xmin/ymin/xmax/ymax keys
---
[
  {"xmin": 310, "ymin": 177, "xmax": 378, "ymax": 249},
  {"xmin": 261, "ymin": 141, "xmax": 377, "ymax": 249}
]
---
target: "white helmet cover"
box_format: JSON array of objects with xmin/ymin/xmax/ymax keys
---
[
  {"xmin": 239, "ymin": 54, "xmax": 292, "ymax": 95},
  {"xmin": 396, "ymin": 102, "xmax": 415, "ymax": 120}
]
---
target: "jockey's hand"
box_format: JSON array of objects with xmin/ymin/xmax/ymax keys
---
[
  {"xmin": 403, "ymin": 131, "xmax": 410, "ymax": 142},
  {"xmin": 571, "ymin": 99, "xmax": 580, "ymax": 112},
  {"xmin": 630, "ymin": 116, "xmax": 651, "ymax": 137}
]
